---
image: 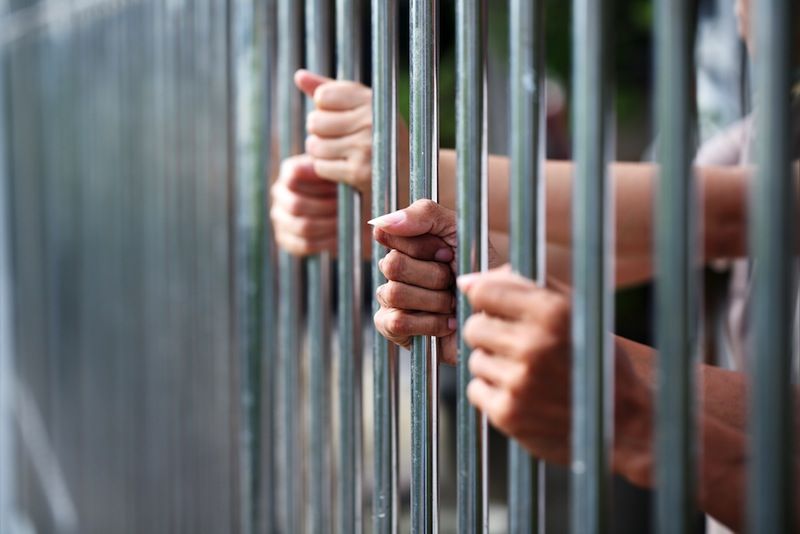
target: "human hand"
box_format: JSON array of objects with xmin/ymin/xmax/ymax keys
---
[
  {"xmin": 270, "ymin": 154, "xmax": 338, "ymax": 256},
  {"xmin": 370, "ymin": 200, "xmax": 458, "ymax": 363},
  {"xmin": 295, "ymin": 69, "xmax": 373, "ymax": 196},
  {"xmin": 459, "ymin": 267, "xmax": 652, "ymax": 475}
]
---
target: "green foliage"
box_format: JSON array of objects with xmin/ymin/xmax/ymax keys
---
[{"xmin": 396, "ymin": 0, "xmax": 654, "ymax": 149}]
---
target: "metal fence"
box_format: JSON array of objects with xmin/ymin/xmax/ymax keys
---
[{"xmin": 0, "ymin": 0, "xmax": 796, "ymax": 533}]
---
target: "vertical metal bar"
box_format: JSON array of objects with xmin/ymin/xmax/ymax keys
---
[
  {"xmin": 305, "ymin": 0, "xmax": 334, "ymax": 532},
  {"xmin": 372, "ymin": 0, "xmax": 400, "ymax": 532},
  {"xmin": 277, "ymin": 0, "xmax": 304, "ymax": 531},
  {"xmin": 508, "ymin": 0, "xmax": 545, "ymax": 531},
  {"xmin": 409, "ymin": 0, "xmax": 439, "ymax": 531},
  {"xmin": 654, "ymin": 0, "xmax": 697, "ymax": 530},
  {"xmin": 231, "ymin": 0, "xmax": 272, "ymax": 530},
  {"xmin": 748, "ymin": 0, "xmax": 796, "ymax": 532},
  {"xmin": 335, "ymin": 0, "xmax": 363, "ymax": 531},
  {"xmin": 455, "ymin": 0, "xmax": 487, "ymax": 532},
  {"xmin": 261, "ymin": 0, "xmax": 278, "ymax": 529},
  {"xmin": 570, "ymin": 0, "xmax": 612, "ymax": 531},
  {"xmin": 0, "ymin": 42, "xmax": 15, "ymax": 534}
]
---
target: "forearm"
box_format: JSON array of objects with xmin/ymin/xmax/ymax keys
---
[
  {"xmin": 614, "ymin": 338, "xmax": 747, "ymax": 531},
  {"xmin": 436, "ymin": 151, "xmax": 749, "ymax": 261},
  {"xmin": 616, "ymin": 337, "xmax": 800, "ymax": 531}
]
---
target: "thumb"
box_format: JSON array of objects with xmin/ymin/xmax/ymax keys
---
[
  {"xmin": 294, "ymin": 69, "xmax": 333, "ymax": 98},
  {"xmin": 368, "ymin": 199, "xmax": 457, "ymax": 239}
]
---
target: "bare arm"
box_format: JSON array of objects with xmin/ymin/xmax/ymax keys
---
[
  {"xmin": 615, "ymin": 337, "xmax": 800, "ymax": 532},
  {"xmin": 433, "ymin": 149, "xmax": 749, "ymax": 286}
]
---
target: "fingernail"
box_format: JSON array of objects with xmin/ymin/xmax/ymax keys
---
[
  {"xmin": 368, "ymin": 210, "xmax": 405, "ymax": 228},
  {"xmin": 434, "ymin": 248, "xmax": 453, "ymax": 262},
  {"xmin": 457, "ymin": 272, "xmax": 480, "ymax": 292},
  {"xmin": 447, "ymin": 317, "xmax": 458, "ymax": 330}
]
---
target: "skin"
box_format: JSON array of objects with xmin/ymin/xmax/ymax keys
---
[{"xmin": 272, "ymin": 72, "xmax": 751, "ymax": 284}]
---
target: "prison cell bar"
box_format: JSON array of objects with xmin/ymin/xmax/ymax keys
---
[
  {"xmin": 0, "ymin": 30, "xmax": 13, "ymax": 533},
  {"xmin": 654, "ymin": 0, "xmax": 697, "ymax": 530},
  {"xmin": 277, "ymin": 0, "xmax": 304, "ymax": 531},
  {"xmin": 305, "ymin": 0, "xmax": 334, "ymax": 531},
  {"xmin": 454, "ymin": 0, "xmax": 488, "ymax": 531},
  {"xmin": 261, "ymin": 1, "xmax": 278, "ymax": 531},
  {"xmin": 508, "ymin": 0, "xmax": 546, "ymax": 531},
  {"xmin": 231, "ymin": 0, "xmax": 274, "ymax": 530},
  {"xmin": 570, "ymin": 0, "xmax": 613, "ymax": 531},
  {"xmin": 336, "ymin": 0, "xmax": 364, "ymax": 532},
  {"xmin": 409, "ymin": 0, "xmax": 440, "ymax": 531},
  {"xmin": 371, "ymin": 0, "xmax": 400, "ymax": 532},
  {"xmin": 748, "ymin": 0, "xmax": 796, "ymax": 531}
]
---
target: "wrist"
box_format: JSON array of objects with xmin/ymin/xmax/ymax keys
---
[{"xmin": 612, "ymin": 346, "xmax": 655, "ymax": 488}]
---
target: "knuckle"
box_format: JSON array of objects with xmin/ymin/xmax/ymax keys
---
[
  {"xmin": 462, "ymin": 314, "xmax": 481, "ymax": 345},
  {"xmin": 306, "ymin": 111, "xmax": 320, "ymax": 133},
  {"xmin": 384, "ymin": 310, "xmax": 409, "ymax": 338},
  {"xmin": 382, "ymin": 282, "xmax": 402, "ymax": 307},
  {"xmin": 435, "ymin": 264, "xmax": 453, "ymax": 288},
  {"xmin": 491, "ymin": 397, "xmax": 517, "ymax": 431},
  {"xmin": 296, "ymin": 217, "xmax": 313, "ymax": 236},
  {"xmin": 417, "ymin": 198, "xmax": 438, "ymax": 214},
  {"xmin": 305, "ymin": 135, "xmax": 319, "ymax": 155},
  {"xmin": 285, "ymin": 195, "xmax": 304, "ymax": 216},
  {"xmin": 381, "ymin": 252, "xmax": 403, "ymax": 280},
  {"xmin": 467, "ymin": 351, "xmax": 482, "ymax": 374},
  {"xmin": 314, "ymin": 85, "xmax": 334, "ymax": 104},
  {"xmin": 469, "ymin": 281, "xmax": 491, "ymax": 307}
]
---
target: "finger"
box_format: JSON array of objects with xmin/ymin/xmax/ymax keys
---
[
  {"xmin": 379, "ymin": 250, "xmax": 453, "ymax": 290},
  {"xmin": 275, "ymin": 232, "xmax": 337, "ymax": 257},
  {"xmin": 306, "ymin": 133, "xmax": 370, "ymax": 161},
  {"xmin": 374, "ymin": 227, "xmax": 454, "ymax": 262},
  {"xmin": 462, "ymin": 313, "xmax": 527, "ymax": 356},
  {"xmin": 314, "ymin": 81, "xmax": 372, "ymax": 111},
  {"xmin": 312, "ymin": 158, "xmax": 364, "ymax": 188},
  {"xmin": 294, "ymin": 69, "xmax": 333, "ymax": 98},
  {"xmin": 466, "ymin": 377, "xmax": 504, "ymax": 415},
  {"xmin": 468, "ymin": 349, "xmax": 525, "ymax": 388},
  {"xmin": 278, "ymin": 156, "xmax": 338, "ymax": 196},
  {"xmin": 271, "ymin": 206, "xmax": 338, "ymax": 239},
  {"xmin": 374, "ymin": 307, "xmax": 456, "ymax": 341},
  {"xmin": 376, "ymin": 281, "xmax": 455, "ymax": 314},
  {"xmin": 467, "ymin": 378, "xmax": 518, "ymax": 434},
  {"xmin": 283, "ymin": 177, "xmax": 338, "ymax": 198},
  {"xmin": 271, "ymin": 183, "xmax": 337, "ymax": 217},
  {"xmin": 368, "ymin": 199, "xmax": 457, "ymax": 240},
  {"xmin": 438, "ymin": 334, "xmax": 458, "ymax": 366},
  {"xmin": 307, "ymin": 108, "xmax": 369, "ymax": 138},
  {"xmin": 457, "ymin": 269, "xmax": 542, "ymax": 320}
]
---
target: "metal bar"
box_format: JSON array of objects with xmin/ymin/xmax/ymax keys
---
[
  {"xmin": 371, "ymin": 0, "xmax": 399, "ymax": 532},
  {"xmin": 455, "ymin": 0, "xmax": 487, "ymax": 531},
  {"xmin": 0, "ymin": 40, "xmax": 15, "ymax": 534},
  {"xmin": 570, "ymin": 0, "xmax": 612, "ymax": 531},
  {"xmin": 231, "ymin": 0, "xmax": 273, "ymax": 530},
  {"xmin": 305, "ymin": 0, "xmax": 334, "ymax": 532},
  {"xmin": 654, "ymin": 0, "xmax": 697, "ymax": 530},
  {"xmin": 508, "ymin": 0, "xmax": 545, "ymax": 531},
  {"xmin": 409, "ymin": 0, "xmax": 438, "ymax": 531},
  {"xmin": 748, "ymin": 0, "xmax": 796, "ymax": 531},
  {"xmin": 335, "ymin": 0, "xmax": 363, "ymax": 531},
  {"xmin": 277, "ymin": 0, "xmax": 304, "ymax": 531},
  {"xmin": 261, "ymin": 0, "xmax": 278, "ymax": 530}
]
